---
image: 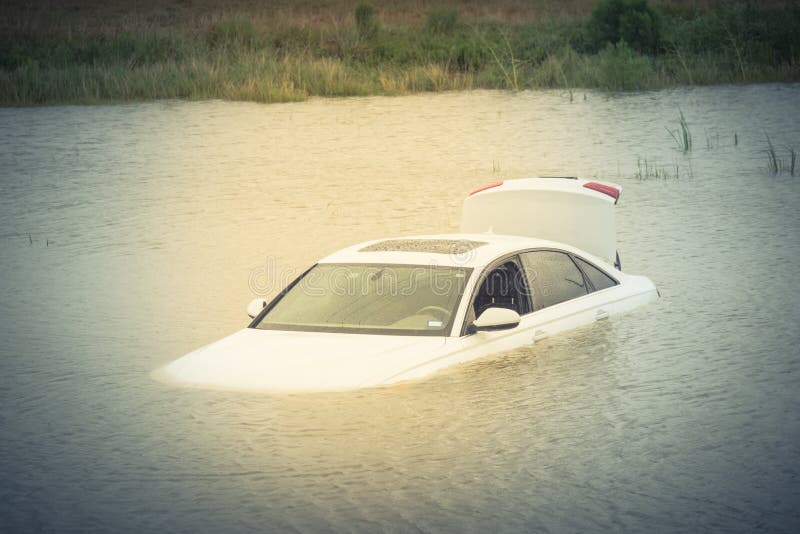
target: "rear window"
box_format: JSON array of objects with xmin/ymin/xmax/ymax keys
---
[
  {"xmin": 520, "ymin": 251, "xmax": 588, "ymax": 310},
  {"xmin": 574, "ymin": 257, "xmax": 618, "ymax": 291}
]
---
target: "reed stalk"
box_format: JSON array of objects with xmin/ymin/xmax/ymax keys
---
[
  {"xmin": 666, "ymin": 108, "xmax": 692, "ymax": 152},
  {"xmin": 765, "ymin": 133, "xmax": 780, "ymax": 174}
]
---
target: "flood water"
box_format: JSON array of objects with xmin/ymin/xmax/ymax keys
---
[{"xmin": 1, "ymin": 85, "xmax": 799, "ymax": 532}]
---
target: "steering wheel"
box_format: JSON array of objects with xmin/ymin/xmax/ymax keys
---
[{"xmin": 414, "ymin": 305, "xmax": 450, "ymax": 320}]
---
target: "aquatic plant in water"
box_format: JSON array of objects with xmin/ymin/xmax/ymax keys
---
[
  {"xmin": 765, "ymin": 133, "xmax": 797, "ymax": 176},
  {"xmin": 635, "ymin": 157, "xmax": 686, "ymax": 180},
  {"xmin": 666, "ymin": 108, "xmax": 692, "ymax": 152}
]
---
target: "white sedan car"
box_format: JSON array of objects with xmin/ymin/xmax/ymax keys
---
[{"xmin": 161, "ymin": 178, "xmax": 658, "ymax": 391}]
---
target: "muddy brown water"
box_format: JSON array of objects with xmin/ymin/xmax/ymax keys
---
[{"xmin": 1, "ymin": 85, "xmax": 799, "ymax": 532}]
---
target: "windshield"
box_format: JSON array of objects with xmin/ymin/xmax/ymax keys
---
[{"xmin": 252, "ymin": 264, "xmax": 472, "ymax": 336}]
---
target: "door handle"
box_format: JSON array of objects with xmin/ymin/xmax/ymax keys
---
[
  {"xmin": 596, "ymin": 309, "xmax": 609, "ymax": 321},
  {"xmin": 533, "ymin": 329, "xmax": 547, "ymax": 342}
]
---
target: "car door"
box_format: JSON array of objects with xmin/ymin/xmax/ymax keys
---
[
  {"xmin": 518, "ymin": 249, "xmax": 618, "ymax": 339},
  {"xmin": 436, "ymin": 249, "xmax": 622, "ymax": 370},
  {"xmin": 442, "ymin": 255, "xmax": 540, "ymax": 362}
]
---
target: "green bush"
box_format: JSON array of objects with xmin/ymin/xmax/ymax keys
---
[
  {"xmin": 355, "ymin": 2, "xmax": 379, "ymax": 40},
  {"xmin": 664, "ymin": 3, "xmax": 800, "ymax": 65},
  {"xmin": 587, "ymin": 0, "xmax": 662, "ymax": 54},
  {"xmin": 594, "ymin": 40, "xmax": 654, "ymax": 90}
]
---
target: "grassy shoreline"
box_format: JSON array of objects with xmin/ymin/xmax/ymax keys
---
[{"xmin": 2, "ymin": 1, "xmax": 799, "ymax": 106}]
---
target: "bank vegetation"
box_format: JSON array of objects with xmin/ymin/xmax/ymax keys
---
[{"xmin": 1, "ymin": 0, "xmax": 798, "ymax": 105}]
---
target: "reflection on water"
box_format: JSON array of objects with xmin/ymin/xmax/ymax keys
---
[{"xmin": 1, "ymin": 85, "xmax": 799, "ymax": 532}]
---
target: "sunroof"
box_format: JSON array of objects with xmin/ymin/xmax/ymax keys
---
[{"xmin": 359, "ymin": 239, "xmax": 487, "ymax": 254}]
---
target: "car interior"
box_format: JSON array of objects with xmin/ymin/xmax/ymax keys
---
[{"xmin": 472, "ymin": 260, "xmax": 528, "ymax": 318}]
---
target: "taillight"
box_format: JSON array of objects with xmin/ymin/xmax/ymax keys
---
[
  {"xmin": 469, "ymin": 181, "xmax": 503, "ymax": 196},
  {"xmin": 583, "ymin": 182, "xmax": 620, "ymax": 203}
]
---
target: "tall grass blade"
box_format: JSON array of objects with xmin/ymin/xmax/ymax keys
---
[
  {"xmin": 666, "ymin": 108, "xmax": 692, "ymax": 152},
  {"xmin": 679, "ymin": 108, "xmax": 692, "ymax": 152},
  {"xmin": 473, "ymin": 26, "xmax": 518, "ymax": 91},
  {"xmin": 765, "ymin": 133, "xmax": 779, "ymax": 174}
]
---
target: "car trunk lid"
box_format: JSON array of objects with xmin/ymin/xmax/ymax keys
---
[{"xmin": 459, "ymin": 177, "xmax": 621, "ymax": 264}]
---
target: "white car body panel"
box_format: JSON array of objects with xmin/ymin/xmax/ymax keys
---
[
  {"xmin": 159, "ymin": 178, "xmax": 659, "ymax": 392},
  {"xmin": 461, "ymin": 178, "xmax": 620, "ymax": 264},
  {"xmin": 161, "ymin": 329, "xmax": 447, "ymax": 392},
  {"xmin": 367, "ymin": 273, "xmax": 657, "ymax": 386}
]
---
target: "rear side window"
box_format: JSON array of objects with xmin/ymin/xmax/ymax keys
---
[
  {"xmin": 520, "ymin": 251, "xmax": 588, "ymax": 310},
  {"xmin": 574, "ymin": 257, "xmax": 618, "ymax": 292}
]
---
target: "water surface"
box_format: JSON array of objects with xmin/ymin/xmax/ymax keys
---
[{"xmin": 1, "ymin": 85, "xmax": 799, "ymax": 532}]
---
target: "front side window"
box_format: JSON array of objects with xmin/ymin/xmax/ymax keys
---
[
  {"xmin": 460, "ymin": 258, "xmax": 530, "ymax": 335},
  {"xmin": 521, "ymin": 251, "xmax": 588, "ymax": 310},
  {"xmin": 471, "ymin": 259, "xmax": 530, "ymax": 318},
  {"xmin": 252, "ymin": 264, "xmax": 471, "ymax": 336}
]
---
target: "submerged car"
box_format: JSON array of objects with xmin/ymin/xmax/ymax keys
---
[{"xmin": 161, "ymin": 178, "xmax": 658, "ymax": 391}]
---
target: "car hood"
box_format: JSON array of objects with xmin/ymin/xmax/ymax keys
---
[{"xmin": 158, "ymin": 328, "xmax": 448, "ymax": 392}]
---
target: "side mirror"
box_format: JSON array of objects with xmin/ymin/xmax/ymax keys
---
[
  {"xmin": 247, "ymin": 298, "xmax": 268, "ymax": 319},
  {"xmin": 470, "ymin": 307, "xmax": 521, "ymax": 332}
]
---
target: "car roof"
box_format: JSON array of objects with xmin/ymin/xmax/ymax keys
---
[{"xmin": 317, "ymin": 233, "xmax": 610, "ymax": 269}]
